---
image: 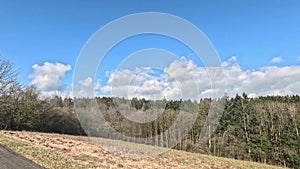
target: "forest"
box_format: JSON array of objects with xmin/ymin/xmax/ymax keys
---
[{"xmin": 0, "ymin": 58, "xmax": 299, "ymax": 168}]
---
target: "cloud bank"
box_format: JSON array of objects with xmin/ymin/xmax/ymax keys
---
[{"xmin": 96, "ymin": 56, "xmax": 300, "ymax": 100}]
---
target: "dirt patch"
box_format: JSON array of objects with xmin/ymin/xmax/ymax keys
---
[
  {"xmin": 0, "ymin": 131, "xmax": 188, "ymax": 168},
  {"xmin": 0, "ymin": 131, "xmax": 286, "ymax": 169}
]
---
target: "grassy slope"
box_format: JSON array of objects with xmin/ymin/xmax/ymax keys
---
[{"xmin": 0, "ymin": 130, "xmax": 287, "ymax": 169}]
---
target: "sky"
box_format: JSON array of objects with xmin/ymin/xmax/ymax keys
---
[{"xmin": 1, "ymin": 0, "xmax": 300, "ymax": 99}]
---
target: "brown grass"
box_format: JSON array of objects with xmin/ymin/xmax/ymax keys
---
[{"xmin": 0, "ymin": 130, "xmax": 288, "ymax": 169}]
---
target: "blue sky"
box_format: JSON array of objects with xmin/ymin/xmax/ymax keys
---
[{"xmin": 1, "ymin": 0, "xmax": 300, "ymax": 98}]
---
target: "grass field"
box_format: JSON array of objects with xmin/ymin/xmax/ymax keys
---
[{"xmin": 0, "ymin": 130, "xmax": 288, "ymax": 169}]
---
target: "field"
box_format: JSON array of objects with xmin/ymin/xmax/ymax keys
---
[{"xmin": 0, "ymin": 130, "xmax": 287, "ymax": 169}]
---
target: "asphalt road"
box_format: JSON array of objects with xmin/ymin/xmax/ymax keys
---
[{"xmin": 0, "ymin": 145, "xmax": 43, "ymax": 169}]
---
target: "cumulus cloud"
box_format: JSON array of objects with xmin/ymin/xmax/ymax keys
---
[
  {"xmin": 75, "ymin": 77, "xmax": 101, "ymax": 97},
  {"xmin": 100, "ymin": 58, "xmax": 221, "ymax": 100},
  {"xmin": 30, "ymin": 62, "xmax": 71, "ymax": 91},
  {"xmin": 223, "ymin": 58, "xmax": 300, "ymax": 97},
  {"xmin": 100, "ymin": 56, "xmax": 300, "ymax": 100},
  {"xmin": 270, "ymin": 56, "xmax": 283, "ymax": 64},
  {"xmin": 102, "ymin": 68, "xmax": 168, "ymax": 100}
]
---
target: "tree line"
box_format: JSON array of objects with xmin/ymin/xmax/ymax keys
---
[
  {"xmin": 0, "ymin": 58, "xmax": 299, "ymax": 168},
  {"xmin": 76, "ymin": 95, "xmax": 300, "ymax": 168},
  {"xmin": 0, "ymin": 57, "xmax": 85, "ymax": 135}
]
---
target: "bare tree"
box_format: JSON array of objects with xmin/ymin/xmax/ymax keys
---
[
  {"xmin": 0, "ymin": 57, "xmax": 18, "ymax": 95},
  {"xmin": 0, "ymin": 57, "xmax": 20, "ymax": 129}
]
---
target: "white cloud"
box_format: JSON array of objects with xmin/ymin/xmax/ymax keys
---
[
  {"xmin": 79, "ymin": 77, "xmax": 93, "ymax": 88},
  {"xmin": 270, "ymin": 56, "xmax": 283, "ymax": 64},
  {"xmin": 100, "ymin": 56, "xmax": 300, "ymax": 100},
  {"xmin": 297, "ymin": 56, "xmax": 300, "ymax": 61},
  {"xmin": 224, "ymin": 64, "xmax": 300, "ymax": 97},
  {"xmin": 76, "ymin": 77, "xmax": 101, "ymax": 98},
  {"xmin": 102, "ymin": 68, "xmax": 167, "ymax": 100},
  {"xmin": 29, "ymin": 62, "xmax": 71, "ymax": 91},
  {"xmin": 101, "ymin": 58, "xmax": 220, "ymax": 100},
  {"xmin": 221, "ymin": 56, "xmax": 237, "ymax": 67}
]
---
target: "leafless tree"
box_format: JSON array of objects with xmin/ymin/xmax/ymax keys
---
[{"xmin": 0, "ymin": 57, "xmax": 18, "ymax": 95}]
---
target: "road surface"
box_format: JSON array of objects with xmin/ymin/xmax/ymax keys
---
[{"xmin": 0, "ymin": 145, "xmax": 43, "ymax": 169}]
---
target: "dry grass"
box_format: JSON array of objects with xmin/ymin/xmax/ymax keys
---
[{"xmin": 0, "ymin": 130, "xmax": 288, "ymax": 169}]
